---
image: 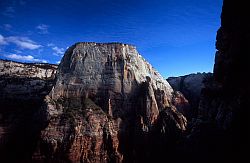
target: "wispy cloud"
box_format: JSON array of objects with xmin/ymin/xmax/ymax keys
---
[
  {"xmin": 56, "ymin": 61, "xmax": 61, "ymax": 64},
  {"xmin": 2, "ymin": 7, "xmax": 15, "ymax": 17},
  {"xmin": 5, "ymin": 54, "xmax": 47, "ymax": 63},
  {"xmin": 52, "ymin": 46, "xmax": 64, "ymax": 56},
  {"xmin": 48, "ymin": 43, "xmax": 65, "ymax": 56},
  {"xmin": 0, "ymin": 34, "xmax": 42, "ymax": 50},
  {"xmin": 0, "ymin": 35, "xmax": 8, "ymax": 45},
  {"xmin": 1, "ymin": 24, "xmax": 12, "ymax": 31},
  {"xmin": 7, "ymin": 36, "xmax": 42, "ymax": 50},
  {"xmin": 13, "ymin": 49, "xmax": 23, "ymax": 54},
  {"xmin": 47, "ymin": 43, "xmax": 55, "ymax": 47},
  {"xmin": 19, "ymin": 0, "xmax": 26, "ymax": 5},
  {"xmin": 36, "ymin": 24, "xmax": 49, "ymax": 34}
]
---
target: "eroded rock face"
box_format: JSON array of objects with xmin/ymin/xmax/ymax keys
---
[
  {"xmin": 0, "ymin": 60, "xmax": 57, "ymax": 162},
  {"xmin": 171, "ymin": 91, "xmax": 191, "ymax": 119},
  {"xmin": 167, "ymin": 73, "xmax": 212, "ymax": 119},
  {"xmin": 38, "ymin": 42, "xmax": 187, "ymax": 162},
  {"xmin": 0, "ymin": 59, "xmax": 57, "ymax": 78},
  {"xmin": 0, "ymin": 60, "xmax": 57, "ymax": 102},
  {"xmin": 36, "ymin": 97, "xmax": 122, "ymax": 163}
]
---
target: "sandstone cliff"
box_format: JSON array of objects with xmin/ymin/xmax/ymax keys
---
[
  {"xmin": 0, "ymin": 60, "xmax": 57, "ymax": 102},
  {"xmin": 36, "ymin": 42, "xmax": 187, "ymax": 162},
  {"xmin": 167, "ymin": 72, "xmax": 212, "ymax": 119}
]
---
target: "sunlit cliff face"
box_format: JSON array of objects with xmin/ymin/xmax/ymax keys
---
[{"xmin": 37, "ymin": 42, "xmax": 186, "ymax": 162}]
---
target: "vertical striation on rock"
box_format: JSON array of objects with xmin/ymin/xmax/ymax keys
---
[
  {"xmin": 37, "ymin": 42, "xmax": 187, "ymax": 162},
  {"xmin": 167, "ymin": 73, "xmax": 212, "ymax": 119}
]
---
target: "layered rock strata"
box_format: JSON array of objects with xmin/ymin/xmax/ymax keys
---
[
  {"xmin": 37, "ymin": 43, "xmax": 187, "ymax": 162},
  {"xmin": 0, "ymin": 60, "xmax": 57, "ymax": 102},
  {"xmin": 167, "ymin": 73, "xmax": 212, "ymax": 119}
]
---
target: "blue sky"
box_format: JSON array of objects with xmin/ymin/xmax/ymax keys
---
[{"xmin": 0, "ymin": 0, "xmax": 223, "ymax": 77}]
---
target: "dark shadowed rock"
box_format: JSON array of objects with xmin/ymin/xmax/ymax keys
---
[
  {"xmin": 0, "ymin": 59, "xmax": 57, "ymax": 162},
  {"xmin": 171, "ymin": 91, "xmax": 191, "ymax": 119},
  {"xmin": 187, "ymin": 0, "xmax": 250, "ymax": 162}
]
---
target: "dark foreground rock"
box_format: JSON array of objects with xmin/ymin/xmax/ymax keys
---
[
  {"xmin": 185, "ymin": 0, "xmax": 250, "ymax": 162},
  {"xmin": 0, "ymin": 59, "xmax": 57, "ymax": 162}
]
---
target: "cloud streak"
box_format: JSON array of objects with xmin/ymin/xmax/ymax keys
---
[
  {"xmin": 36, "ymin": 24, "xmax": 49, "ymax": 34},
  {"xmin": 5, "ymin": 54, "xmax": 47, "ymax": 63},
  {"xmin": 0, "ymin": 35, "xmax": 8, "ymax": 45},
  {"xmin": 52, "ymin": 46, "xmax": 64, "ymax": 56},
  {"xmin": 0, "ymin": 34, "xmax": 42, "ymax": 50},
  {"xmin": 2, "ymin": 0, "xmax": 27, "ymax": 18},
  {"xmin": 7, "ymin": 36, "xmax": 42, "ymax": 50},
  {"xmin": 48, "ymin": 43, "xmax": 65, "ymax": 56},
  {"xmin": 2, "ymin": 6, "xmax": 15, "ymax": 17},
  {"xmin": 1, "ymin": 24, "xmax": 12, "ymax": 31}
]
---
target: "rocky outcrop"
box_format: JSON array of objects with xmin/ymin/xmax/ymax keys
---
[
  {"xmin": 36, "ymin": 42, "xmax": 187, "ymax": 162},
  {"xmin": 0, "ymin": 59, "xmax": 57, "ymax": 78},
  {"xmin": 167, "ymin": 73, "xmax": 212, "ymax": 119},
  {"xmin": 0, "ymin": 60, "xmax": 57, "ymax": 102},
  {"xmin": 171, "ymin": 91, "xmax": 191, "ymax": 119},
  {"xmin": 0, "ymin": 59, "xmax": 57, "ymax": 162}
]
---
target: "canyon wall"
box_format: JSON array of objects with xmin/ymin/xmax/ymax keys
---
[{"xmin": 167, "ymin": 72, "xmax": 212, "ymax": 119}]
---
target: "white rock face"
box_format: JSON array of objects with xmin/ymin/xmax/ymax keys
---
[
  {"xmin": 167, "ymin": 72, "xmax": 213, "ymax": 118},
  {"xmin": 38, "ymin": 42, "xmax": 187, "ymax": 163},
  {"xmin": 0, "ymin": 59, "xmax": 57, "ymax": 100},
  {"xmin": 168, "ymin": 72, "xmax": 211, "ymax": 99},
  {"xmin": 0, "ymin": 60, "xmax": 57, "ymax": 79},
  {"xmin": 53, "ymin": 42, "xmax": 173, "ymax": 100},
  {"xmin": 47, "ymin": 42, "xmax": 176, "ymax": 125}
]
